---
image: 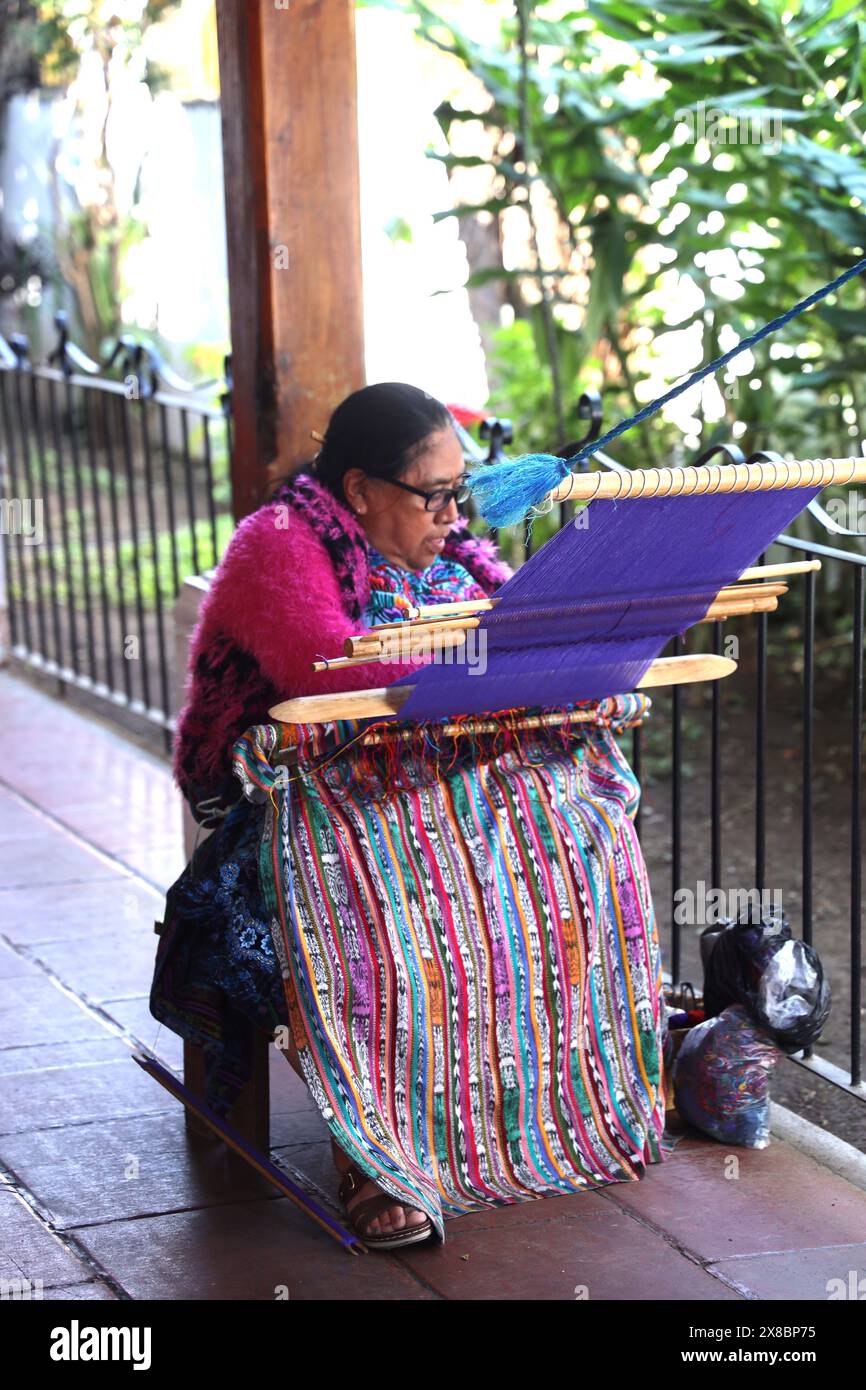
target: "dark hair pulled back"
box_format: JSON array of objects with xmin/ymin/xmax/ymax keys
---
[{"xmin": 275, "ymin": 382, "xmax": 454, "ymax": 505}]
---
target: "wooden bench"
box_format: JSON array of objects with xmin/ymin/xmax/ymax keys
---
[
  {"xmin": 174, "ymin": 572, "xmax": 273, "ymax": 1153},
  {"xmin": 183, "ymin": 1036, "xmax": 271, "ymax": 1152}
]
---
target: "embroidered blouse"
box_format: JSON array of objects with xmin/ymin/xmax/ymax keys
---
[{"xmin": 363, "ymin": 546, "xmax": 489, "ymax": 627}]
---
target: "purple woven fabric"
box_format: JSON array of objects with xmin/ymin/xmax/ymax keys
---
[{"xmin": 395, "ymin": 486, "xmax": 823, "ymax": 721}]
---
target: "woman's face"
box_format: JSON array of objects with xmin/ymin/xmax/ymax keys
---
[{"xmin": 342, "ymin": 427, "xmax": 466, "ymax": 572}]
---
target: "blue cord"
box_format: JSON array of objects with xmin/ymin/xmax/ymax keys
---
[
  {"xmin": 467, "ymin": 254, "xmax": 866, "ymax": 525},
  {"xmin": 559, "ymin": 252, "xmax": 866, "ymax": 472},
  {"xmin": 467, "ymin": 252, "xmax": 866, "ymax": 526},
  {"xmin": 556, "ymin": 257, "xmax": 866, "ymax": 478}
]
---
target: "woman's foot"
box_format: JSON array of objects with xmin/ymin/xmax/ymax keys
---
[{"xmin": 330, "ymin": 1137, "xmax": 430, "ymax": 1240}]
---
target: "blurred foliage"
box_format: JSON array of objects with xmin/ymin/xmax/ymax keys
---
[
  {"xmin": 371, "ymin": 2, "xmax": 866, "ymax": 532},
  {"xmin": 8, "ymin": 407, "xmax": 233, "ymax": 615},
  {"xmin": 0, "ymin": 4, "xmax": 40, "ymax": 103},
  {"xmin": 0, "ymin": 4, "xmax": 47, "ymax": 320},
  {"xmin": 0, "ymin": 1, "xmax": 182, "ymax": 356},
  {"xmin": 10, "ymin": 511, "xmax": 234, "ymax": 614},
  {"xmin": 29, "ymin": 1, "xmax": 181, "ymax": 88}
]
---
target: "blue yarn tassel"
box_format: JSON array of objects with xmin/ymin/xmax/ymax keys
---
[{"xmin": 466, "ymin": 453, "xmax": 572, "ymax": 528}]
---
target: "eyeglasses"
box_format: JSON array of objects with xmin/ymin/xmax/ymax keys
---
[{"xmin": 378, "ymin": 474, "xmax": 472, "ymax": 512}]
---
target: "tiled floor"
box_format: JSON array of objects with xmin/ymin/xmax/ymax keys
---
[{"xmin": 1, "ymin": 668, "xmax": 865, "ymax": 1301}]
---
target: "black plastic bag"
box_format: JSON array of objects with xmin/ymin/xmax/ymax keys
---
[{"xmin": 701, "ymin": 908, "xmax": 831, "ymax": 1054}]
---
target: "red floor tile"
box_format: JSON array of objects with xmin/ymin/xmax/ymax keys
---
[
  {"xmin": 74, "ymin": 1200, "xmax": 439, "ymax": 1300},
  {"xmin": 0, "ymin": 1188, "xmax": 100, "ymax": 1290},
  {"xmin": 0, "ymin": 943, "xmax": 44, "ymax": 981},
  {"xmin": 103, "ymin": 998, "xmax": 184, "ymax": 1072},
  {"xmin": 0, "ymin": 879, "xmax": 161, "ymax": 948},
  {"xmin": 0, "ymin": 830, "xmax": 118, "ymax": 892},
  {"xmin": 708, "ymin": 1243, "xmax": 866, "ymax": 1300},
  {"xmin": 605, "ymin": 1139, "xmax": 866, "ymax": 1260},
  {"xmin": 19, "ymin": 927, "xmax": 159, "ymax": 1005},
  {"xmin": 0, "ymin": 1110, "xmax": 280, "ymax": 1229},
  {"xmin": 0, "ymin": 974, "xmax": 108, "ymax": 1048},
  {"xmin": 0, "ymin": 1038, "xmax": 177, "ymax": 1136},
  {"xmin": 41, "ymin": 1281, "xmax": 119, "ymax": 1299},
  {"xmin": 397, "ymin": 1202, "xmax": 744, "ymax": 1300}
]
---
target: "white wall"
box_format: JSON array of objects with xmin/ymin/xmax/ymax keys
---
[
  {"xmin": 0, "ymin": 90, "xmax": 229, "ymax": 370},
  {"xmin": 2, "ymin": 13, "xmax": 492, "ymax": 403}
]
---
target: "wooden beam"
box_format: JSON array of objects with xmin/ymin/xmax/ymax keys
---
[
  {"xmin": 216, "ymin": 0, "xmax": 365, "ymax": 521},
  {"xmin": 215, "ymin": 0, "xmax": 275, "ymax": 521},
  {"xmin": 269, "ymin": 653, "xmax": 738, "ymax": 723}
]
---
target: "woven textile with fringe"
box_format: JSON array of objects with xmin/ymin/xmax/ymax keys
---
[{"xmin": 233, "ymin": 694, "xmax": 667, "ymax": 1243}]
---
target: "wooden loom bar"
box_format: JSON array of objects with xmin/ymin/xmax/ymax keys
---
[
  {"xmin": 705, "ymin": 595, "xmax": 779, "ymax": 620},
  {"xmin": 719, "ymin": 582, "xmax": 786, "ymax": 601},
  {"xmin": 361, "ymin": 709, "xmax": 600, "ymax": 745},
  {"xmin": 317, "ymin": 635, "xmax": 469, "ymax": 671},
  {"xmin": 410, "ymin": 596, "xmax": 498, "ymax": 620},
  {"xmin": 545, "ymin": 456, "xmax": 866, "ymax": 508},
  {"xmin": 341, "ymin": 585, "xmax": 787, "ymax": 658},
  {"xmin": 346, "ymin": 614, "xmax": 482, "ymax": 651},
  {"xmin": 315, "ymin": 595, "xmax": 778, "ymax": 673},
  {"xmin": 270, "ymin": 653, "xmax": 737, "ymax": 723},
  {"xmin": 347, "ymin": 582, "xmax": 787, "ymax": 645},
  {"xmin": 738, "ymin": 559, "xmax": 821, "ymax": 582},
  {"xmin": 386, "ymin": 566, "xmax": 816, "ymax": 631}
]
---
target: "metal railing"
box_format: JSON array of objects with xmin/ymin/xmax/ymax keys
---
[
  {"xmin": 770, "ymin": 531, "xmax": 864, "ymax": 1095},
  {"xmin": 456, "ymin": 395, "xmax": 864, "ymax": 1097},
  {"xmin": 593, "ymin": 437, "xmax": 864, "ymax": 1102},
  {"xmin": 0, "ymin": 314, "xmax": 233, "ymax": 750}
]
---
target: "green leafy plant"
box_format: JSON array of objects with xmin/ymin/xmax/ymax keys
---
[{"xmin": 367, "ymin": 0, "xmax": 866, "ymax": 600}]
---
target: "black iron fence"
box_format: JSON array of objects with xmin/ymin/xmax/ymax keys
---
[
  {"xmin": 468, "ymin": 403, "xmax": 864, "ymax": 1101},
  {"xmin": 0, "ymin": 315, "xmax": 232, "ymax": 750},
  {"xmin": 615, "ymin": 442, "xmax": 864, "ymax": 1103},
  {"xmin": 0, "ymin": 339, "xmax": 862, "ymax": 1104}
]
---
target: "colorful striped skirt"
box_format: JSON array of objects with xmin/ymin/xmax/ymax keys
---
[{"xmin": 233, "ymin": 695, "xmax": 667, "ymax": 1243}]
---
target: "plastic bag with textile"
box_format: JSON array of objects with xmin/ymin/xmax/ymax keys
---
[
  {"xmin": 701, "ymin": 911, "xmax": 831, "ymax": 1053},
  {"xmin": 672, "ymin": 1004, "xmax": 781, "ymax": 1149}
]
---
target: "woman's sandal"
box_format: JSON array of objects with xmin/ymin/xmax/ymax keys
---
[{"xmin": 337, "ymin": 1162, "xmax": 435, "ymax": 1251}]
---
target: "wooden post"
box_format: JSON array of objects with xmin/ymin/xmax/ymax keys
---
[{"xmin": 215, "ymin": 0, "xmax": 366, "ymax": 522}]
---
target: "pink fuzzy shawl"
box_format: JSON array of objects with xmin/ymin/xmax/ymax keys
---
[{"xmin": 173, "ymin": 473, "xmax": 512, "ymax": 821}]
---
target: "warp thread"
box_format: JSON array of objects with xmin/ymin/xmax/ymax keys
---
[{"xmin": 269, "ymin": 699, "xmax": 648, "ymax": 806}]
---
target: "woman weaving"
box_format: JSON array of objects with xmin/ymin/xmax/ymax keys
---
[{"xmin": 151, "ymin": 381, "xmax": 666, "ymax": 1251}]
